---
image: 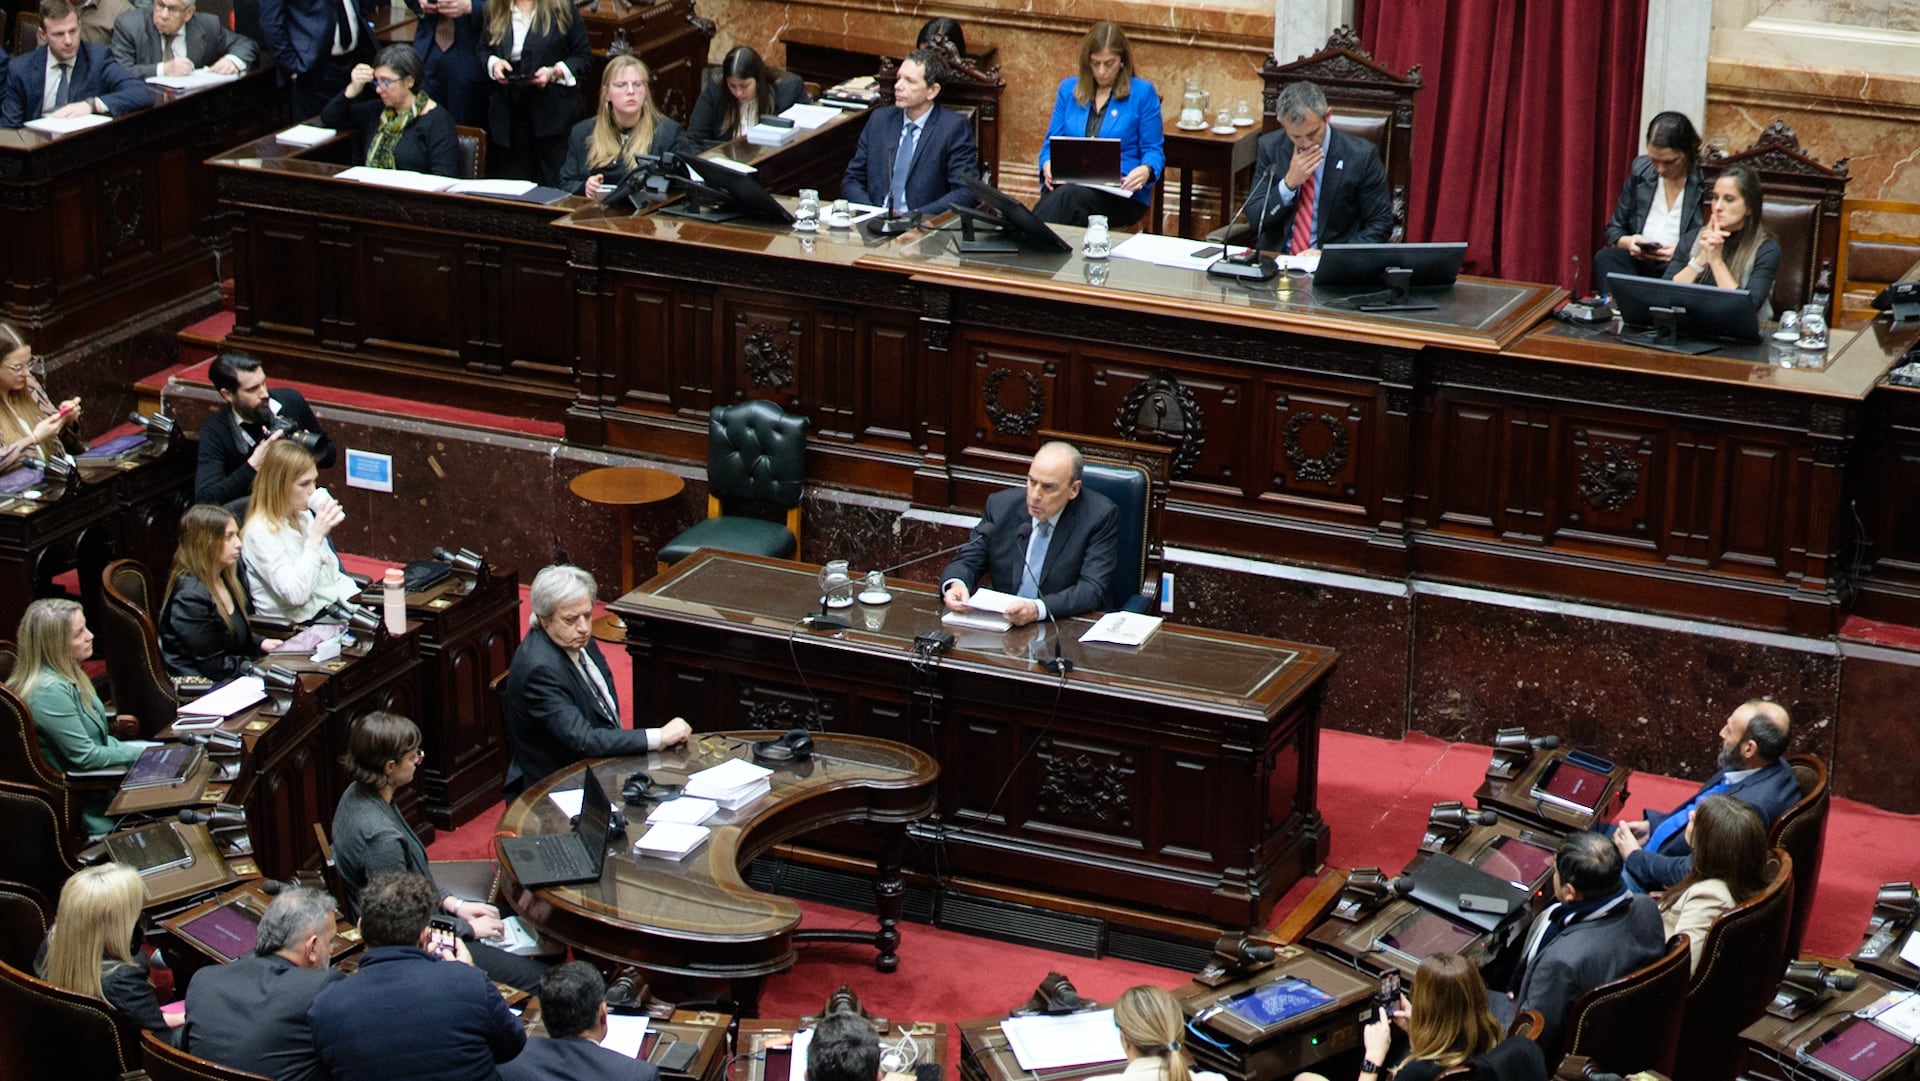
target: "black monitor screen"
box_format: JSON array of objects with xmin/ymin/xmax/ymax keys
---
[
  {"xmin": 962, "ymin": 176, "xmax": 1072, "ymax": 253},
  {"xmin": 682, "ymin": 157, "xmax": 796, "ymax": 225},
  {"xmin": 1608, "ymin": 273, "xmax": 1762, "ymax": 345},
  {"xmin": 1314, "ymin": 242, "xmax": 1467, "ymax": 288}
]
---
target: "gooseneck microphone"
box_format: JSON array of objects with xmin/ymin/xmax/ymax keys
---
[
  {"xmin": 876, "ymin": 537, "xmax": 977, "ymax": 578},
  {"xmin": 1011, "ymin": 520, "xmax": 1073, "ymax": 676},
  {"xmin": 1207, "ymin": 161, "xmax": 1279, "ymax": 282}
]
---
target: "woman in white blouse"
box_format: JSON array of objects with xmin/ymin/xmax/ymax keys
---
[
  {"xmin": 1088, "ymin": 986, "xmax": 1225, "ymax": 1081},
  {"xmin": 1657, "ymin": 793, "xmax": 1770, "ymax": 974},
  {"xmin": 242, "ymin": 440, "xmax": 359, "ymax": 623}
]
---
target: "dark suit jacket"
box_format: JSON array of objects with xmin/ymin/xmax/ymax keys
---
[
  {"xmin": 557, "ymin": 114, "xmax": 684, "ymax": 195},
  {"xmin": 685, "ymin": 70, "xmax": 808, "ymax": 147},
  {"xmin": 1510, "ymin": 893, "xmax": 1665, "ymax": 1056},
  {"xmin": 258, "ymin": 0, "xmax": 371, "ymax": 81},
  {"xmin": 939, "ymin": 485, "xmax": 1120, "ymax": 620},
  {"xmin": 840, "ymin": 102, "xmax": 977, "ymax": 216},
  {"xmin": 499, "ymin": 1035, "xmax": 661, "ymax": 1081},
  {"xmin": 1247, "ymin": 125, "xmax": 1392, "ymax": 252},
  {"xmin": 1662, "ymin": 228, "xmax": 1782, "ymax": 315},
  {"xmin": 185, "ymin": 953, "xmax": 343, "ymax": 1081},
  {"xmin": 0, "ymin": 43, "xmax": 151, "ymax": 127},
  {"xmin": 193, "ymin": 387, "xmax": 335, "ymax": 504},
  {"xmin": 1626, "ymin": 757, "xmax": 1802, "ymax": 889},
  {"xmin": 322, "ymin": 90, "xmax": 462, "ymax": 176},
  {"xmin": 309, "ymin": 946, "xmax": 526, "ymax": 1081},
  {"xmin": 404, "ymin": 0, "xmax": 487, "ymax": 79},
  {"xmin": 161, "ymin": 574, "xmax": 265, "ymax": 680},
  {"xmin": 109, "ymin": 9, "xmax": 259, "ymax": 79},
  {"xmin": 1602, "ymin": 156, "xmax": 1704, "ymax": 247},
  {"xmin": 486, "ymin": 12, "xmax": 591, "ymax": 143},
  {"xmin": 503, "ymin": 625, "xmax": 650, "ymax": 798}
]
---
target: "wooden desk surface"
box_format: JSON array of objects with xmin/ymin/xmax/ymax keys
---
[
  {"xmin": 496, "ymin": 732, "xmax": 937, "ymax": 978},
  {"xmin": 738, "ymin": 1018, "xmax": 947, "ymax": 1081}
]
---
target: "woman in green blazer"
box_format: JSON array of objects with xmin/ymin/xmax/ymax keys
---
[{"xmin": 8, "ymin": 598, "xmax": 149, "ymax": 837}]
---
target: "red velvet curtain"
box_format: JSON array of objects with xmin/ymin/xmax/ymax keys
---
[{"xmin": 1359, "ymin": 0, "xmax": 1650, "ymax": 288}]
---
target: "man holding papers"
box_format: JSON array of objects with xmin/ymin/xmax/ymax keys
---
[
  {"xmin": 941, "ymin": 441, "xmax": 1118, "ymax": 626},
  {"xmin": 502, "ymin": 564, "xmax": 691, "ymax": 799}
]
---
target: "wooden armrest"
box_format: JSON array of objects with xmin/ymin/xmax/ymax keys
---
[
  {"xmin": 249, "ymin": 616, "xmax": 297, "ymax": 636},
  {"xmin": 69, "ymin": 768, "xmax": 127, "ymax": 793},
  {"xmin": 173, "ymin": 676, "xmax": 214, "ymax": 701}
]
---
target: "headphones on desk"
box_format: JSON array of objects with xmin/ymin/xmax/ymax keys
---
[
  {"xmin": 621, "ymin": 771, "xmax": 683, "ymax": 804},
  {"xmin": 752, "ymin": 727, "xmax": 815, "ymax": 764}
]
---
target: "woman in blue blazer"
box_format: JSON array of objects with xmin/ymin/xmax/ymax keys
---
[{"xmin": 1033, "ymin": 21, "xmax": 1164, "ymax": 228}]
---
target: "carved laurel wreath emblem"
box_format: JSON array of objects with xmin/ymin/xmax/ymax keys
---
[
  {"xmin": 1282, "ymin": 412, "xmax": 1348, "ymax": 485},
  {"xmin": 983, "ymin": 367, "xmax": 1043, "ymax": 436}
]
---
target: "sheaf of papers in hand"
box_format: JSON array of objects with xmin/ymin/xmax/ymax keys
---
[
  {"xmin": 24, "ymin": 114, "xmax": 111, "ymax": 136},
  {"xmin": 601, "ymin": 1013, "xmax": 651, "ymax": 1057},
  {"xmin": 335, "ymin": 166, "xmax": 456, "ymax": 192},
  {"xmin": 446, "ymin": 178, "xmax": 537, "ymax": 197},
  {"xmin": 779, "ymin": 103, "xmax": 842, "ymax": 130},
  {"xmin": 147, "ymin": 70, "xmax": 240, "ymax": 90},
  {"xmin": 957, "ymin": 587, "xmax": 1021, "ymax": 614},
  {"xmin": 942, "ymin": 610, "xmax": 1011, "ymax": 633},
  {"xmin": 1079, "ymin": 611, "xmax": 1163, "ymax": 647},
  {"xmin": 178, "ymin": 676, "xmax": 266, "ymax": 718},
  {"xmin": 632, "ymin": 822, "xmax": 710, "ymax": 858},
  {"xmin": 275, "ymin": 124, "xmax": 336, "ymax": 147},
  {"xmin": 647, "ymin": 797, "xmax": 718, "ymax": 825},
  {"xmin": 998, "ymin": 1010, "xmax": 1127, "ymax": 1072}
]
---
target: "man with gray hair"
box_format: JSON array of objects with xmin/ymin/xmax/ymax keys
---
[
  {"xmin": 1246, "ymin": 79, "xmax": 1392, "ymax": 256},
  {"xmin": 183, "ymin": 886, "xmax": 344, "ymax": 1081},
  {"xmin": 502, "ymin": 564, "xmax": 691, "ymax": 798}
]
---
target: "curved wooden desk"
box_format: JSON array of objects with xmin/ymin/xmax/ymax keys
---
[{"xmin": 496, "ymin": 732, "xmax": 938, "ymax": 1005}]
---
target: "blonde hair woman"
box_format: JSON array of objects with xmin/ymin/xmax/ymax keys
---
[
  {"xmin": 1088, "ymin": 985, "xmax": 1224, "ymax": 1081},
  {"xmin": 242, "ymin": 441, "xmax": 359, "ymax": 623},
  {"xmin": 8, "ymin": 598, "xmax": 149, "ymax": 837},
  {"xmin": 161, "ymin": 504, "xmax": 283, "ymax": 679},
  {"xmin": 39, "ymin": 863, "xmax": 179, "ymax": 1039},
  {"xmin": 0, "ymin": 321, "xmax": 84, "ymax": 476},
  {"xmin": 558, "ymin": 54, "xmax": 686, "ymax": 199}
]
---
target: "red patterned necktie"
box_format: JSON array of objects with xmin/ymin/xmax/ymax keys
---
[{"xmin": 1289, "ymin": 167, "xmax": 1317, "ymax": 255}]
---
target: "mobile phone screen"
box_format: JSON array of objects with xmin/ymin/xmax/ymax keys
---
[{"xmin": 1191, "ymin": 245, "xmax": 1225, "ymax": 259}]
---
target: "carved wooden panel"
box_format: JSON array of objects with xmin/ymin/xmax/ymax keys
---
[
  {"xmin": 956, "ymin": 331, "xmax": 1066, "ymax": 455},
  {"xmin": 946, "ymin": 715, "xmax": 1017, "ymax": 829},
  {"xmin": 1156, "ymin": 753, "xmax": 1218, "ymax": 862},
  {"xmin": 1719, "ymin": 437, "xmax": 1790, "ymax": 571},
  {"xmin": 243, "ymin": 218, "xmax": 322, "ymax": 339},
  {"xmin": 610, "ymin": 279, "xmax": 678, "ymax": 405},
  {"xmin": 1433, "ymin": 400, "xmax": 1502, "ymax": 532},
  {"xmin": 49, "ymin": 181, "xmax": 96, "ymax": 288},
  {"xmin": 1028, "ymin": 735, "xmax": 1140, "ymax": 845},
  {"xmin": 719, "ymin": 293, "xmax": 809, "ymax": 410},
  {"xmin": 1264, "ymin": 386, "xmax": 1371, "ymax": 517},
  {"xmin": 1084, "ymin": 361, "xmax": 1238, "ymax": 492},
  {"xmin": 1554, "ymin": 421, "xmax": 1661, "ymax": 552},
  {"xmin": 858, "ymin": 317, "xmax": 917, "ymax": 447},
  {"xmin": 499, "ymin": 253, "xmax": 576, "ymax": 381},
  {"xmin": 810, "ymin": 305, "xmax": 860, "ymax": 443},
  {"xmin": 358, "ymin": 236, "xmax": 461, "ymax": 356}
]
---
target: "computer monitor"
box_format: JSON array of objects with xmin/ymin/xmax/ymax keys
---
[
  {"xmin": 956, "ymin": 176, "xmax": 1073, "ymax": 254},
  {"xmin": 1608, "ymin": 272, "xmax": 1763, "ymax": 355},
  {"xmin": 1313, "ymin": 242, "xmax": 1468, "ymax": 312},
  {"xmin": 673, "ymin": 156, "xmax": 796, "ymax": 226}
]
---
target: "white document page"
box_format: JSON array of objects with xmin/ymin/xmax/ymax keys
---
[
  {"xmin": 178, "ymin": 676, "xmax": 266, "ymax": 717},
  {"xmin": 601, "ymin": 1013, "xmax": 652, "ymax": 1057},
  {"xmin": 999, "ymin": 1010, "xmax": 1127, "ymax": 1072}
]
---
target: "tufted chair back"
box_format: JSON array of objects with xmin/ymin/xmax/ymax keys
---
[{"xmin": 658, "ymin": 399, "xmax": 810, "ymax": 569}]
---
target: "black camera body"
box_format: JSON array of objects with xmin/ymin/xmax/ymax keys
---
[{"xmin": 269, "ymin": 413, "xmax": 324, "ymax": 453}]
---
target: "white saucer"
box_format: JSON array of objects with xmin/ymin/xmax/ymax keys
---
[
  {"xmin": 1176, "ymin": 120, "xmax": 1208, "ymax": 131},
  {"xmin": 1771, "ymin": 329, "xmax": 1799, "ymax": 342},
  {"xmin": 1231, "ymin": 117, "xmax": 1256, "ymax": 127},
  {"xmin": 1210, "ymin": 125, "xmax": 1234, "ymax": 135}
]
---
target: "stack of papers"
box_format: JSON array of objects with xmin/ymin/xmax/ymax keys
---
[
  {"xmin": 335, "ymin": 166, "xmax": 456, "ymax": 192},
  {"xmin": 821, "ymin": 76, "xmax": 879, "ymax": 109},
  {"xmin": 1079, "ymin": 611, "xmax": 1162, "ymax": 647},
  {"xmin": 685, "ymin": 758, "xmax": 773, "ymax": 809},
  {"xmin": 178, "ymin": 676, "xmax": 267, "ymax": 720},
  {"xmin": 601, "ymin": 1013, "xmax": 651, "ymax": 1057},
  {"xmin": 147, "ymin": 70, "xmax": 240, "ymax": 91},
  {"xmin": 446, "ymin": 178, "xmax": 535, "ymax": 197},
  {"xmin": 275, "ymin": 124, "xmax": 336, "ymax": 147},
  {"xmin": 942, "ymin": 586, "xmax": 1017, "ymax": 633},
  {"xmin": 778, "ymin": 103, "xmax": 842, "ymax": 130},
  {"xmin": 647, "ymin": 797, "xmax": 718, "ymax": 826},
  {"xmin": 24, "ymin": 114, "xmax": 111, "ymax": 137},
  {"xmin": 998, "ymin": 1010, "xmax": 1127, "ymax": 1071},
  {"xmin": 632, "ymin": 822, "xmax": 710, "ymax": 859},
  {"xmin": 745, "ymin": 121, "xmax": 797, "ymax": 147}
]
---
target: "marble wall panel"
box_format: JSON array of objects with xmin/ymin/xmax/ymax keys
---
[
  {"xmin": 1834, "ymin": 642, "xmax": 1920, "ymax": 812},
  {"xmin": 1409, "ymin": 590, "xmax": 1841, "ymax": 785},
  {"xmin": 690, "ymin": 0, "xmax": 1274, "ymax": 223}
]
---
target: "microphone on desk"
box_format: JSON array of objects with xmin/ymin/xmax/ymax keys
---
[
  {"xmin": 1011, "ymin": 521, "xmax": 1073, "ymax": 677},
  {"xmin": 1206, "ymin": 162, "xmax": 1279, "ymax": 283},
  {"xmin": 875, "ymin": 538, "xmax": 976, "ymax": 578},
  {"xmin": 432, "ymin": 546, "xmax": 485, "ymax": 574},
  {"xmin": 179, "ymin": 804, "xmax": 247, "ymax": 832}
]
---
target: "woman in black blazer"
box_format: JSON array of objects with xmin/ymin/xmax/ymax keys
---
[
  {"xmin": 558, "ymin": 54, "xmax": 686, "ymax": 198},
  {"xmin": 320, "ymin": 43, "xmax": 462, "ymax": 178},
  {"xmin": 160, "ymin": 504, "xmax": 281, "ymax": 680},
  {"xmin": 485, "ymin": 0, "xmax": 592, "ymax": 186},
  {"xmin": 685, "ymin": 45, "xmax": 810, "ymax": 149},
  {"xmin": 1592, "ymin": 110, "xmax": 1705, "ymax": 292}
]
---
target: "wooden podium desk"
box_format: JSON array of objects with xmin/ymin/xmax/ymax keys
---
[
  {"xmin": 737, "ymin": 1017, "xmax": 946, "ymax": 1081},
  {"xmin": 0, "ymin": 70, "xmax": 283, "ymax": 355},
  {"xmin": 495, "ymin": 732, "xmax": 938, "ymax": 1013},
  {"xmin": 610, "ymin": 551, "xmax": 1339, "ymax": 933},
  {"xmin": 1739, "ymin": 967, "xmax": 1920, "ymax": 1081},
  {"xmin": 957, "ymin": 1014, "xmax": 1123, "ymax": 1081}
]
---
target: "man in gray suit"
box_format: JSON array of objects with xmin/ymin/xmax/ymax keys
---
[
  {"xmin": 110, "ymin": 0, "xmax": 255, "ymax": 78},
  {"xmin": 1495, "ymin": 831, "xmax": 1667, "ymax": 1059}
]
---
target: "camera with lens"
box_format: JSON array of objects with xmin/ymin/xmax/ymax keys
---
[{"xmin": 269, "ymin": 413, "xmax": 324, "ymax": 453}]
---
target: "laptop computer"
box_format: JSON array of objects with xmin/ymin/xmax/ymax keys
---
[
  {"xmin": 1049, "ymin": 136, "xmax": 1125, "ymax": 189},
  {"xmin": 499, "ymin": 769, "xmax": 615, "ymax": 888},
  {"xmin": 1403, "ymin": 852, "xmax": 1529, "ymax": 933}
]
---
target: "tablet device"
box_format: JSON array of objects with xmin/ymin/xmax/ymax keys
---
[
  {"xmin": 1802, "ymin": 1018, "xmax": 1910, "ymax": 1081},
  {"xmin": 105, "ymin": 822, "xmax": 195, "ymax": 875},
  {"xmin": 1475, "ymin": 834, "xmax": 1556, "ymax": 888},
  {"xmin": 1218, "ymin": 977, "xmax": 1336, "ymax": 1028},
  {"xmin": 1049, "ymin": 136, "xmax": 1122, "ymax": 186},
  {"xmin": 120, "ymin": 742, "xmax": 204, "ymax": 789},
  {"xmin": 1530, "ymin": 757, "xmax": 1611, "ymax": 814},
  {"xmin": 1375, "ymin": 909, "xmax": 1478, "ymax": 962},
  {"xmin": 178, "ymin": 901, "xmax": 262, "ymax": 961}
]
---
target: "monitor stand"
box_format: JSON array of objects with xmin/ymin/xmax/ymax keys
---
[
  {"xmin": 951, "ymin": 206, "xmax": 1019, "ymax": 254},
  {"xmin": 1350, "ymin": 267, "xmax": 1438, "ymax": 312},
  {"xmin": 1624, "ymin": 305, "xmax": 1721, "ymax": 355},
  {"xmin": 658, "ymin": 187, "xmax": 741, "ymax": 223}
]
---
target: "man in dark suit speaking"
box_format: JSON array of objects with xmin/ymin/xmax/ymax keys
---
[
  {"xmin": 0, "ymin": 0, "xmax": 150, "ymax": 128},
  {"xmin": 941, "ymin": 441, "xmax": 1118, "ymax": 627},
  {"xmin": 502, "ymin": 564, "xmax": 691, "ymax": 799},
  {"xmin": 841, "ymin": 48, "xmax": 976, "ymax": 218},
  {"xmin": 110, "ymin": 0, "xmax": 257, "ymax": 79},
  {"xmin": 1246, "ymin": 79, "xmax": 1392, "ymax": 256}
]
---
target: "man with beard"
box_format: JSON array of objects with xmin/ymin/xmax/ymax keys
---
[
  {"xmin": 194, "ymin": 351, "xmax": 336, "ymax": 505},
  {"xmin": 1609, "ymin": 698, "xmax": 1799, "ymax": 891}
]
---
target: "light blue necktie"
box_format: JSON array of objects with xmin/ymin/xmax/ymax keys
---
[
  {"xmin": 889, "ymin": 119, "xmax": 919, "ymax": 213},
  {"xmin": 1645, "ymin": 776, "xmax": 1733, "ymax": 853},
  {"xmin": 1018, "ymin": 520, "xmax": 1052, "ymax": 599}
]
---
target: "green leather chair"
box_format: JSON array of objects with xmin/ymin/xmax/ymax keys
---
[{"xmin": 657, "ymin": 400, "xmax": 809, "ymax": 568}]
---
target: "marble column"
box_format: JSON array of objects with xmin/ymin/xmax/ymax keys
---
[
  {"xmin": 1641, "ymin": 0, "xmax": 1710, "ymax": 134},
  {"xmin": 1273, "ymin": 0, "xmax": 1353, "ymax": 64}
]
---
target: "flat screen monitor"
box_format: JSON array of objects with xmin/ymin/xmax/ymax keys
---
[
  {"xmin": 1375, "ymin": 909, "xmax": 1478, "ymax": 962},
  {"xmin": 960, "ymin": 176, "xmax": 1073, "ymax": 254},
  {"xmin": 1530, "ymin": 757, "xmax": 1611, "ymax": 814},
  {"xmin": 1218, "ymin": 977, "xmax": 1337, "ymax": 1028},
  {"xmin": 178, "ymin": 901, "xmax": 263, "ymax": 962},
  {"xmin": 1474, "ymin": 834, "xmax": 1556, "ymax": 889},
  {"xmin": 1608, "ymin": 272, "xmax": 1762, "ymax": 354},
  {"xmin": 679, "ymin": 157, "xmax": 796, "ymax": 225},
  {"xmin": 1313, "ymin": 242, "xmax": 1468, "ymax": 288}
]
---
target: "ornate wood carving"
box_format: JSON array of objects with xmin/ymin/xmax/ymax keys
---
[
  {"xmin": 103, "ymin": 171, "xmax": 144, "ymax": 255},
  {"xmin": 741, "ymin": 317, "xmax": 797, "ymax": 389},
  {"xmin": 740, "ymin": 682, "xmax": 829, "ymax": 732},
  {"xmin": 1034, "ymin": 742, "xmax": 1132, "ymax": 828},
  {"xmin": 1115, "ymin": 372, "xmax": 1205, "ymax": 479},
  {"xmin": 1283, "ymin": 412, "xmax": 1350, "ymax": 485},
  {"xmin": 1576, "ymin": 441, "xmax": 1643, "ymax": 512},
  {"xmin": 983, "ymin": 367, "xmax": 1043, "ymax": 436}
]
